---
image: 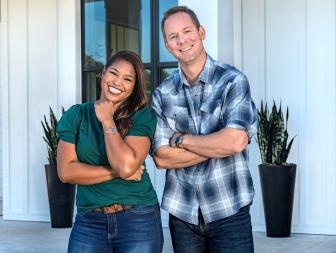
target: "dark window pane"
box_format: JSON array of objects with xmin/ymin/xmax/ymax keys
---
[
  {"xmin": 159, "ymin": 0, "xmax": 178, "ymax": 62},
  {"xmin": 84, "ymin": 0, "xmax": 106, "ymax": 69},
  {"xmin": 160, "ymin": 67, "xmax": 178, "ymax": 82},
  {"xmin": 83, "ymin": 71, "xmax": 101, "ymax": 102},
  {"xmin": 105, "ymin": 0, "xmax": 150, "ymax": 62},
  {"xmin": 106, "ymin": 0, "xmax": 146, "ymax": 58}
]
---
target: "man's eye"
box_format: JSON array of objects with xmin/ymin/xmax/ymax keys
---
[{"xmin": 169, "ymin": 35, "xmax": 176, "ymax": 40}]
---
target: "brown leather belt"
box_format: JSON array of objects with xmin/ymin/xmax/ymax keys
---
[{"xmin": 94, "ymin": 204, "xmax": 134, "ymax": 214}]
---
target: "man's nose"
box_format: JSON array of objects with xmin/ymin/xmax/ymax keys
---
[{"xmin": 177, "ymin": 34, "xmax": 186, "ymax": 45}]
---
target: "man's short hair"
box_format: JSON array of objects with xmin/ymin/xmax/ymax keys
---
[{"xmin": 161, "ymin": 6, "xmax": 201, "ymax": 40}]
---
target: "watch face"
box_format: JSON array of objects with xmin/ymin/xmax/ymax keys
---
[{"xmin": 175, "ymin": 135, "xmax": 182, "ymax": 146}]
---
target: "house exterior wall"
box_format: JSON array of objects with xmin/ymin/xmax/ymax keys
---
[
  {"xmin": 0, "ymin": 0, "xmax": 81, "ymax": 221},
  {"xmin": 240, "ymin": 0, "xmax": 336, "ymax": 234},
  {"xmin": 0, "ymin": 1, "xmax": 3, "ymax": 207}
]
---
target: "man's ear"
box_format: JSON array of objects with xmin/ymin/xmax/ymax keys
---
[{"xmin": 199, "ymin": 25, "xmax": 206, "ymax": 40}]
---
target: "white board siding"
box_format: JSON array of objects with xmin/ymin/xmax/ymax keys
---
[
  {"xmin": 240, "ymin": 0, "xmax": 336, "ymax": 234},
  {"xmin": 0, "ymin": 0, "xmax": 9, "ymax": 217},
  {"xmin": 1, "ymin": 0, "xmax": 81, "ymax": 221},
  {"xmin": 0, "ymin": 0, "xmax": 3, "ymax": 208}
]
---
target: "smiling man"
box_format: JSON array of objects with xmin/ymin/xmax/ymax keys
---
[{"xmin": 151, "ymin": 6, "xmax": 258, "ymax": 253}]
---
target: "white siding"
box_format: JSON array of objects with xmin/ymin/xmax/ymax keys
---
[
  {"xmin": 240, "ymin": 0, "xmax": 336, "ymax": 234},
  {"xmin": 0, "ymin": 0, "xmax": 81, "ymax": 221},
  {"xmin": 0, "ymin": 0, "xmax": 3, "ymax": 209}
]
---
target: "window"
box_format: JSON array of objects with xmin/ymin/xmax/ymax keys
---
[{"xmin": 81, "ymin": 0, "xmax": 178, "ymax": 103}]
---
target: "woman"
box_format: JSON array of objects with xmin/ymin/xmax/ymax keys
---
[{"xmin": 57, "ymin": 51, "xmax": 163, "ymax": 253}]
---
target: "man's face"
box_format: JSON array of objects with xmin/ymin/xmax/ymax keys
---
[{"xmin": 163, "ymin": 12, "xmax": 205, "ymax": 65}]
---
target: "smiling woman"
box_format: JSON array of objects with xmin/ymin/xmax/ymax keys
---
[{"xmin": 57, "ymin": 51, "xmax": 163, "ymax": 252}]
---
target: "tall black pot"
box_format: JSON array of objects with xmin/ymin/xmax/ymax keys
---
[
  {"xmin": 45, "ymin": 164, "xmax": 75, "ymax": 228},
  {"xmin": 258, "ymin": 163, "xmax": 296, "ymax": 237}
]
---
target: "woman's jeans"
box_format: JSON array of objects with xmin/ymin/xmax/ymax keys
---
[
  {"xmin": 68, "ymin": 204, "xmax": 163, "ymax": 253},
  {"xmin": 169, "ymin": 204, "xmax": 254, "ymax": 253}
]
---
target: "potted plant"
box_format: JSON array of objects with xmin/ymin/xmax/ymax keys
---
[
  {"xmin": 257, "ymin": 101, "xmax": 296, "ymax": 237},
  {"xmin": 41, "ymin": 106, "xmax": 75, "ymax": 228}
]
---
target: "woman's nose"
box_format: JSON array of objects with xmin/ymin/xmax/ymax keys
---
[{"xmin": 113, "ymin": 76, "xmax": 122, "ymax": 85}]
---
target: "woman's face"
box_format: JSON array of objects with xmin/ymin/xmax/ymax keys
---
[{"xmin": 100, "ymin": 59, "xmax": 136, "ymax": 105}]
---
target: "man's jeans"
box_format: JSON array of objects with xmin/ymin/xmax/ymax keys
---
[
  {"xmin": 169, "ymin": 204, "xmax": 254, "ymax": 253},
  {"xmin": 68, "ymin": 204, "xmax": 164, "ymax": 253}
]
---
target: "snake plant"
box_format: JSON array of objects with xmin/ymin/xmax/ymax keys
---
[
  {"xmin": 257, "ymin": 101, "xmax": 295, "ymax": 164},
  {"xmin": 41, "ymin": 107, "xmax": 64, "ymax": 164}
]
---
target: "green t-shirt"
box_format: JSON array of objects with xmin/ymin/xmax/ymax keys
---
[{"xmin": 57, "ymin": 102, "xmax": 158, "ymax": 212}]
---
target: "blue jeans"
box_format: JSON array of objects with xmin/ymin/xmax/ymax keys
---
[
  {"xmin": 169, "ymin": 204, "xmax": 254, "ymax": 253},
  {"xmin": 68, "ymin": 204, "xmax": 163, "ymax": 253}
]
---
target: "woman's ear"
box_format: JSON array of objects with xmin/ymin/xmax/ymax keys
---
[{"xmin": 101, "ymin": 70, "xmax": 105, "ymax": 79}]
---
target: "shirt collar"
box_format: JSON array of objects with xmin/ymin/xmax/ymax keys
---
[{"xmin": 176, "ymin": 54, "xmax": 216, "ymax": 91}]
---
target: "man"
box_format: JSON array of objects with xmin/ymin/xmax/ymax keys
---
[{"xmin": 151, "ymin": 5, "xmax": 257, "ymax": 253}]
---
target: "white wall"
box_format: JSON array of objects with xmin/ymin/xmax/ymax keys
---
[
  {"xmin": 0, "ymin": 0, "xmax": 3, "ymax": 209},
  {"xmin": 0, "ymin": 0, "xmax": 81, "ymax": 221},
  {"xmin": 240, "ymin": 0, "xmax": 336, "ymax": 234}
]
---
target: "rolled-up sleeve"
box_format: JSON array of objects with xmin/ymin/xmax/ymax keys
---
[
  {"xmin": 221, "ymin": 74, "xmax": 258, "ymax": 141},
  {"xmin": 57, "ymin": 104, "xmax": 81, "ymax": 144},
  {"xmin": 151, "ymin": 89, "xmax": 174, "ymax": 155}
]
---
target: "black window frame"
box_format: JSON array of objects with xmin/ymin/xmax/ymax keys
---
[{"xmin": 81, "ymin": 0, "xmax": 178, "ymax": 103}]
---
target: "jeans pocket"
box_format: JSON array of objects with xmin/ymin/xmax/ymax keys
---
[{"xmin": 127, "ymin": 204, "xmax": 157, "ymax": 214}]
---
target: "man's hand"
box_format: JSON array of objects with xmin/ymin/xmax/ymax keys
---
[{"xmin": 124, "ymin": 165, "xmax": 144, "ymax": 181}]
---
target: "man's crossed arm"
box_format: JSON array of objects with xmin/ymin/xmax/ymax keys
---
[{"xmin": 153, "ymin": 128, "xmax": 248, "ymax": 169}]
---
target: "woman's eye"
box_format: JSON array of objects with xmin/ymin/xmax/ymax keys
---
[
  {"xmin": 109, "ymin": 71, "xmax": 117, "ymax": 76},
  {"xmin": 125, "ymin": 78, "xmax": 132, "ymax": 83}
]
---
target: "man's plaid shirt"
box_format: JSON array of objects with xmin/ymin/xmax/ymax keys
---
[{"xmin": 151, "ymin": 55, "xmax": 258, "ymax": 225}]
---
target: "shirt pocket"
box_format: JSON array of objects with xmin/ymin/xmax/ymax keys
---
[
  {"xmin": 200, "ymin": 99, "xmax": 223, "ymax": 134},
  {"xmin": 162, "ymin": 106, "xmax": 190, "ymax": 133}
]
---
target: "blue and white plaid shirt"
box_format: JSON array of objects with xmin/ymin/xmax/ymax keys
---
[{"xmin": 151, "ymin": 55, "xmax": 258, "ymax": 225}]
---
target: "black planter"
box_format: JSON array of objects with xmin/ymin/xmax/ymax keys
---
[
  {"xmin": 45, "ymin": 164, "xmax": 75, "ymax": 228},
  {"xmin": 258, "ymin": 163, "xmax": 296, "ymax": 237}
]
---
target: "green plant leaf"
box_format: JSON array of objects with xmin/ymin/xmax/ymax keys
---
[
  {"xmin": 257, "ymin": 100, "xmax": 295, "ymax": 164},
  {"xmin": 41, "ymin": 106, "xmax": 64, "ymax": 164}
]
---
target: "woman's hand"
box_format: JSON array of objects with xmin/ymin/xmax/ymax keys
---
[
  {"xmin": 124, "ymin": 165, "xmax": 145, "ymax": 181},
  {"xmin": 94, "ymin": 100, "xmax": 117, "ymax": 126}
]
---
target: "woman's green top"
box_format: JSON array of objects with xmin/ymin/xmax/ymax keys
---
[{"xmin": 57, "ymin": 102, "xmax": 158, "ymax": 212}]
